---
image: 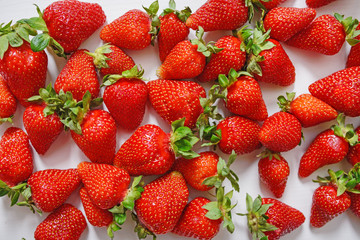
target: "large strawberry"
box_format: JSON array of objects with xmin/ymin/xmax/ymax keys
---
[
  {"xmin": 347, "ymin": 126, "xmax": 360, "ymax": 166},
  {"xmin": 34, "ymin": 204, "xmax": 87, "ymax": 240},
  {"xmin": 306, "ymin": 0, "xmax": 337, "ymax": 8},
  {"xmin": 0, "ymin": 75, "xmax": 16, "ymax": 123},
  {"xmin": 308, "ymin": 66, "xmax": 360, "ymax": 117},
  {"xmin": 114, "ymin": 118, "xmax": 199, "ymax": 176},
  {"xmin": 346, "ymin": 24, "xmax": 360, "ymax": 68},
  {"xmin": 185, "ymin": 0, "xmax": 248, "ymax": 32},
  {"xmin": 147, "ymin": 79, "xmax": 205, "ymax": 129}
]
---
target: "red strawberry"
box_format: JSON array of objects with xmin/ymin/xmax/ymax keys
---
[
  {"xmin": 258, "ymin": 151, "xmax": 290, "ymax": 198},
  {"xmin": 278, "ymin": 92, "xmax": 338, "ymax": 128},
  {"xmin": 134, "ymin": 171, "xmax": 189, "ymax": 235},
  {"xmin": 185, "ymin": 0, "xmax": 248, "ymax": 32},
  {"xmin": 264, "ymin": 7, "xmax": 316, "ymax": 42},
  {"xmin": 306, "ymin": 0, "xmax": 337, "ymax": 8},
  {"xmin": 348, "ymin": 184, "xmax": 360, "ymax": 218},
  {"xmin": 260, "ymin": 0, "xmax": 287, "ymax": 10},
  {"xmin": 172, "ymin": 197, "xmax": 222, "ymax": 240},
  {"xmin": 23, "ymin": 105, "xmax": 63, "ymax": 155},
  {"xmin": 308, "ymin": 66, "xmax": 360, "ymax": 117},
  {"xmin": 259, "ymin": 112, "xmax": 302, "ymax": 152},
  {"xmin": 346, "ymin": 24, "xmax": 360, "ymax": 68},
  {"xmin": 54, "ymin": 49, "xmax": 100, "ymax": 101},
  {"xmin": 217, "ymin": 116, "xmax": 261, "ymax": 155},
  {"xmin": 347, "ymin": 126, "xmax": 360, "ymax": 166},
  {"xmin": 78, "ymin": 161, "xmax": 130, "ymax": 210},
  {"xmin": 0, "ymin": 75, "xmax": 16, "ymax": 122},
  {"xmin": 114, "ymin": 118, "xmax": 199, "ymax": 176},
  {"xmin": 0, "ymin": 127, "xmax": 33, "ymax": 187},
  {"xmin": 147, "ymin": 79, "xmax": 206, "ymax": 129},
  {"xmin": 34, "ymin": 204, "xmax": 87, "ymax": 240}
]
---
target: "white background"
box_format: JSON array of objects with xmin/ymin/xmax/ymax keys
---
[{"xmin": 0, "ymin": 0, "xmax": 360, "ymax": 239}]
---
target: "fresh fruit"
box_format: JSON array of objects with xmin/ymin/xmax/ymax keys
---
[
  {"xmin": 114, "ymin": 118, "xmax": 199, "ymax": 176},
  {"xmin": 263, "ymin": 7, "xmax": 316, "ymax": 42},
  {"xmin": 0, "ymin": 127, "xmax": 33, "ymax": 187},
  {"xmin": 348, "ymin": 183, "xmax": 360, "ymax": 218},
  {"xmin": 306, "ymin": 0, "xmax": 337, "ymax": 8},
  {"xmin": 147, "ymin": 79, "xmax": 206, "ymax": 129},
  {"xmin": 134, "ymin": 171, "xmax": 189, "ymax": 235},
  {"xmin": 0, "ymin": 75, "xmax": 16, "ymax": 123},
  {"xmin": 259, "ymin": 112, "xmax": 302, "ymax": 152},
  {"xmin": 347, "ymin": 126, "xmax": 360, "ymax": 166},
  {"xmin": 34, "ymin": 203, "xmax": 87, "ymax": 240},
  {"xmin": 78, "ymin": 161, "xmax": 130, "ymax": 210},
  {"xmin": 185, "ymin": 0, "xmax": 248, "ymax": 32},
  {"xmin": 308, "ymin": 66, "xmax": 360, "ymax": 117},
  {"xmin": 346, "ymin": 24, "xmax": 360, "ymax": 68}
]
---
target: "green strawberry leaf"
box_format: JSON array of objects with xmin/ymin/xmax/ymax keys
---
[
  {"xmin": 31, "ymin": 33, "xmax": 50, "ymax": 52},
  {"xmin": 0, "ymin": 35, "xmax": 9, "ymax": 59},
  {"xmin": 6, "ymin": 32, "xmax": 23, "ymax": 47}
]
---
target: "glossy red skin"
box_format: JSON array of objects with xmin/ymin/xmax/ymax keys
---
[
  {"xmin": 0, "ymin": 127, "xmax": 33, "ymax": 187},
  {"xmin": 43, "ymin": 0, "xmax": 106, "ymax": 54},
  {"xmin": 0, "ymin": 75, "xmax": 16, "ymax": 118},
  {"xmin": 298, "ymin": 129, "xmax": 349, "ymax": 178},
  {"xmin": 27, "ymin": 169, "xmax": 81, "ymax": 212},
  {"xmin": 186, "ymin": 0, "xmax": 248, "ymax": 32},
  {"xmin": 23, "ymin": 105, "xmax": 63, "ymax": 155},
  {"xmin": 306, "ymin": 0, "xmax": 337, "ymax": 8},
  {"xmin": 103, "ymin": 78, "xmax": 148, "ymax": 130},
  {"xmin": 135, "ymin": 171, "xmax": 189, "ymax": 234},
  {"xmin": 100, "ymin": 9, "xmax": 151, "ymax": 50},
  {"xmin": 309, "ymin": 66, "xmax": 360, "ymax": 117},
  {"xmin": 349, "ymin": 184, "xmax": 360, "ymax": 218},
  {"xmin": 347, "ymin": 126, "xmax": 360, "ymax": 166},
  {"xmin": 346, "ymin": 25, "xmax": 360, "ymax": 68},
  {"xmin": 217, "ymin": 116, "xmax": 261, "ymax": 155},
  {"xmin": 197, "ymin": 35, "xmax": 246, "ymax": 82},
  {"xmin": 55, "ymin": 49, "xmax": 100, "ymax": 101},
  {"xmin": 98, "ymin": 45, "xmax": 135, "ymax": 75},
  {"xmin": 262, "ymin": 198, "xmax": 305, "ymax": 240},
  {"xmin": 310, "ymin": 185, "xmax": 351, "ymax": 228},
  {"xmin": 147, "ymin": 79, "xmax": 206, "ymax": 129},
  {"xmin": 158, "ymin": 13, "xmax": 190, "ymax": 62},
  {"xmin": 114, "ymin": 124, "xmax": 174, "ymax": 176},
  {"xmin": 261, "ymin": 0, "xmax": 287, "ymax": 10},
  {"xmin": 71, "ymin": 110, "xmax": 116, "ymax": 165},
  {"xmin": 34, "ymin": 204, "xmax": 87, "ymax": 240},
  {"xmin": 0, "ymin": 43, "xmax": 47, "ymax": 107},
  {"xmin": 172, "ymin": 197, "xmax": 222, "ymax": 240}
]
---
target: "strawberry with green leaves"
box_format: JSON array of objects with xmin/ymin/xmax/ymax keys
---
[
  {"xmin": 0, "ymin": 75, "xmax": 16, "ymax": 124},
  {"xmin": 347, "ymin": 126, "xmax": 360, "ymax": 166},
  {"xmin": 306, "ymin": 0, "xmax": 337, "ymax": 8},
  {"xmin": 346, "ymin": 24, "xmax": 360, "ymax": 68}
]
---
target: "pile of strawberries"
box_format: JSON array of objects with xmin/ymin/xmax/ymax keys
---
[{"xmin": 0, "ymin": 0, "xmax": 360, "ymax": 239}]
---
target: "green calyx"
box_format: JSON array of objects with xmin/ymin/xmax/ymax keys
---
[
  {"xmin": 85, "ymin": 44, "xmax": 113, "ymax": 70},
  {"xmin": 132, "ymin": 212, "xmax": 157, "ymax": 240},
  {"xmin": 257, "ymin": 149, "xmax": 281, "ymax": 161},
  {"xmin": 346, "ymin": 163, "xmax": 360, "ymax": 194},
  {"xmin": 143, "ymin": 0, "xmax": 161, "ymax": 45},
  {"xmin": 161, "ymin": 0, "xmax": 192, "ymax": 22},
  {"xmin": 334, "ymin": 13, "xmax": 360, "ymax": 46},
  {"xmin": 170, "ymin": 118, "xmax": 200, "ymax": 159},
  {"xmin": 277, "ymin": 92, "xmax": 296, "ymax": 113},
  {"xmin": 245, "ymin": 0, "xmax": 270, "ymax": 23},
  {"xmin": 218, "ymin": 68, "xmax": 253, "ymax": 89},
  {"xmin": 0, "ymin": 116, "xmax": 13, "ymax": 124},
  {"xmin": 331, "ymin": 113, "xmax": 359, "ymax": 146},
  {"xmin": 102, "ymin": 65, "xmax": 145, "ymax": 87},
  {"xmin": 190, "ymin": 26, "xmax": 223, "ymax": 58},
  {"xmin": 313, "ymin": 169, "xmax": 349, "ymax": 196}
]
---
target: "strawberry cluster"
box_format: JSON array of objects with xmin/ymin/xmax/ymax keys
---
[{"xmin": 0, "ymin": 0, "xmax": 360, "ymax": 240}]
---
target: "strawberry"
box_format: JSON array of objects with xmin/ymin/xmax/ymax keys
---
[
  {"xmin": 172, "ymin": 197, "xmax": 222, "ymax": 240},
  {"xmin": 185, "ymin": 0, "xmax": 248, "ymax": 32},
  {"xmin": 102, "ymin": 66, "xmax": 148, "ymax": 130},
  {"xmin": 306, "ymin": 0, "xmax": 337, "ymax": 8},
  {"xmin": 86, "ymin": 44, "xmax": 135, "ymax": 76},
  {"xmin": 348, "ymin": 184, "xmax": 360, "ymax": 218},
  {"xmin": 259, "ymin": 112, "xmax": 302, "ymax": 152},
  {"xmin": 34, "ymin": 204, "xmax": 87, "ymax": 240},
  {"xmin": 147, "ymin": 79, "xmax": 206, "ymax": 129},
  {"xmin": 134, "ymin": 171, "xmax": 189, "ymax": 235},
  {"xmin": 242, "ymin": 194, "xmax": 305, "ymax": 240},
  {"xmin": 260, "ymin": 0, "xmax": 287, "ymax": 10},
  {"xmin": 308, "ymin": 66, "xmax": 360, "ymax": 117},
  {"xmin": 54, "ymin": 49, "xmax": 100, "ymax": 102},
  {"xmin": 258, "ymin": 150, "xmax": 290, "ymax": 198},
  {"xmin": 346, "ymin": 24, "xmax": 360, "ymax": 68},
  {"xmin": 263, "ymin": 7, "xmax": 316, "ymax": 42},
  {"xmin": 277, "ymin": 92, "xmax": 338, "ymax": 128},
  {"xmin": 347, "ymin": 126, "xmax": 360, "ymax": 166},
  {"xmin": 0, "ymin": 127, "xmax": 33, "ymax": 187},
  {"xmin": 0, "ymin": 75, "xmax": 16, "ymax": 123},
  {"xmin": 114, "ymin": 118, "xmax": 199, "ymax": 176}
]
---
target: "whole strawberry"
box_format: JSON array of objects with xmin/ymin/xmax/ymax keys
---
[
  {"xmin": 347, "ymin": 126, "xmax": 360, "ymax": 166},
  {"xmin": 348, "ymin": 184, "xmax": 360, "ymax": 218},
  {"xmin": 147, "ymin": 79, "xmax": 206, "ymax": 129},
  {"xmin": 346, "ymin": 24, "xmax": 360, "ymax": 68},
  {"xmin": 34, "ymin": 204, "xmax": 87, "ymax": 240},
  {"xmin": 306, "ymin": 0, "xmax": 337, "ymax": 8},
  {"xmin": 0, "ymin": 75, "xmax": 16, "ymax": 123}
]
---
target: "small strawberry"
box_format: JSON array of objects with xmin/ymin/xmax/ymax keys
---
[
  {"xmin": 263, "ymin": 7, "xmax": 316, "ymax": 42},
  {"xmin": 347, "ymin": 126, "xmax": 360, "ymax": 166},
  {"xmin": 258, "ymin": 150, "xmax": 290, "ymax": 198},
  {"xmin": 34, "ymin": 204, "xmax": 87, "ymax": 240},
  {"xmin": 185, "ymin": 0, "xmax": 248, "ymax": 32},
  {"xmin": 0, "ymin": 75, "xmax": 16, "ymax": 123},
  {"xmin": 306, "ymin": 0, "xmax": 337, "ymax": 8},
  {"xmin": 0, "ymin": 127, "xmax": 33, "ymax": 187},
  {"xmin": 346, "ymin": 24, "xmax": 360, "ymax": 68},
  {"xmin": 308, "ymin": 66, "xmax": 360, "ymax": 117},
  {"xmin": 349, "ymin": 184, "xmax": 360, "ymax": 218},
  {"xmin": 114, "ymin": 118, "xmax": 199, "ymax": 176},
  {"xmin": 277, "ymin": 92, "xmax": 338, "ymax": 128},
  {"xmin": 147, "ymin": 79, "xmax": 206, "ymax": 129},
  {"xmin": 259, "ymin": 112, "xmax": 302, "ymax": 152}
]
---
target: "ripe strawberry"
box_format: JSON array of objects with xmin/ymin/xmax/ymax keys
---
[
  {"xmin": 0, "ymin": 75, "xmax": 16, "ymax": 123},
  {"xmin": 34, "ymin": 204, "xmax": 87, "ymax": 240},
  {"xmin": 134, "ymin": 171, "xmax": 189, "ymax": 235},
  {"xmin": 306, "ymin": 0, "xmax": 337, "ymax": 8},
  {"xmin": 147, "ymin": 79, "xmax": 206, "ymax": 129},
  {"xmin": 54, "ymin": 49, "xmax": 100, "ymax": 101},
  {"xmin": 172, "ymin": 197, "xmax": 222, "ymax": 240},
  {"xmin": 78, "ymin": 161, "xmax": 130, "ymax": 210},
  {"xmin": 348, "ymin": 184, "xmax": 360, "ymax": 218},
  {"xmin": 277, "ymin": 92, "xmax": 338, "ymax": 128},
  {"xmin": 259, "ymin": 112, "xmax": 302, "ymax": 152},
  {"xmin": 346, "ymin": 24, "xmax": 360, "ymax": 68},
  {"xmin": 185, "ymin": 0, "xmax": 248, "ymax": 32},
  {"xmin": 217, "ymin": 116, "xmax": 261, "ymax": 155},
  {"xmin": 114, "ymin": 118, "xmax": 199, "ymax": 176},
  {"xmin": 258, "ymin": 150, "xmax": 290, "ymax": 198},
  {"xmin": 347, "ymin": 126, "xmax": 360, "ymax": 166},
  {"xmin": 308, "ymin": 66, "xmax": 360, "ymax": 117},
  {"xmin": 264, "ymin": 7, "xmax": 316, "ymax": 42},
  {"xmin": 0, "ymin": 127, "xmax": 33, "ymax": 187}
]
